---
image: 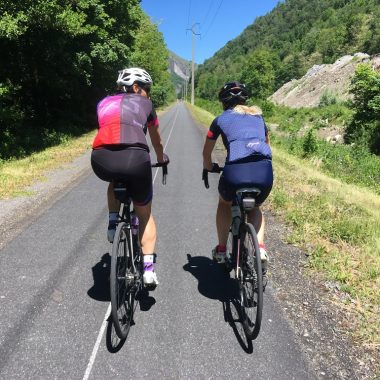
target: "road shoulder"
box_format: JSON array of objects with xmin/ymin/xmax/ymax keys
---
[{"xmin": 0, "ymin": 151, "xmax": 92, "ymax": 250}]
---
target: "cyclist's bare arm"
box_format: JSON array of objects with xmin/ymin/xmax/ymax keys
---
[
  {"xmin": 148, "ymin": 126, "xmax": 165, "ymax": 162},
  {"xmin": 202, "ymin": 138, "xmax": 216, "ymax": 171}
]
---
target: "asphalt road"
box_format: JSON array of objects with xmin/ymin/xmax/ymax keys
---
[{"xmin": 0, "ymin": 102, "xmax": 316, "ymax": 379}]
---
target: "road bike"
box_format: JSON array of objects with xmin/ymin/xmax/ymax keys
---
[
  {"xmin": 203, "ymin": 165, "xmax": 263, "ymax": 340},
  {"xmin": 110, "ymin": 162, "xmax": 168, "ymax": 340}
]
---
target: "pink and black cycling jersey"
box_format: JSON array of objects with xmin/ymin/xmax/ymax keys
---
[
  {"xmin": 92, "ymin": 93, "xmax": 158, "ymax": 150},
  {"xmin": 207, "ymin": 109, "xmax": 272, "ymax": 163}
]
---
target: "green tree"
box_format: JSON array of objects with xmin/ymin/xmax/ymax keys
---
[
  {"xmin": 130, "ymin": 13, "xmax": 175, "ymax": 107},
  {"xmin": 346, "ymin": 64, "xmax": 380, "ymax": 154},
  {"xmin": 0, "ymin": 0, "xmax": 173, "ymax": 159},
  {"xmin": 241, "ymin": 50, "xmax": 278, "ymax": 99}
]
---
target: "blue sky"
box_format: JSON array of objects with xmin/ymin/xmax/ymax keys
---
[{"xmin": 140, "ymin": 0, "xmax": 280, "ymax": 64}]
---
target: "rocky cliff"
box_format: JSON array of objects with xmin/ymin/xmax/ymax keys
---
[
  {"xmin": 270, "ymin": 53, "xmax": 380, "ymax": 108},
  {"xmin": 168, "ymin": 51, "xmax": 192, "ymax": 94}
]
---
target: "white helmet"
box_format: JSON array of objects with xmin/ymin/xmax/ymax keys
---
[{"xmin": 116, "ymin": 67, "xmax": 153, "ymax": 87}]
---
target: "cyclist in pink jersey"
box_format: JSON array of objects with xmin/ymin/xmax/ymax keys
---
[{"xmin": 91, "ymin": 68, "xmax": 169, "ymax": 288}]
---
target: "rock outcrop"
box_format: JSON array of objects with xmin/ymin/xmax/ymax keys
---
[{"xmin": 269, "ymin": 53, "xmax": 379, "ymax": 108}]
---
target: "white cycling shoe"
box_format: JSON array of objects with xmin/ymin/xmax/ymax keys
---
[
  {"xmin": 143, "ymin": 271, "xmax": 159, "ymax": 289},
  {"xmin": 212, "ymin": 246, "xmax": 227, "ymax": 264},
  {"xmin": 107, "ymin": 228, "xmax": 116, "ymax": 243}
]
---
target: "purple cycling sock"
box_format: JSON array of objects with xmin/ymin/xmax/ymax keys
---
[
  {"xmin": 143, "ymin": 262, "xmax": 154, "ymax": 272},
  {"xmin": 143, "ymin": 254, "xmax": 156, "ymax": 272}
]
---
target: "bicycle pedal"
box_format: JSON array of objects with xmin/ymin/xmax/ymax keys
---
[{"xmin": 144, "ymin": 283, "xmax": 157, "ymax": 291}]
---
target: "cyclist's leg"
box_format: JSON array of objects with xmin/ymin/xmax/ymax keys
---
[
  {"xmin": 244, "ymin": 159, "xmax": 273, "ymax": 245},
  {"xmin": 91, "ymin": 148, "xmax": 122, "ymax": 242},
  {"xmin": 126, "ymin": 156, "xmax": 159, "ymax": 287},
  {"xmin": 223, "ymin": 159, "xmax": 273, "ymax": 268},
  {"xmin": 216, "ymin": 196, "xmax": 232, "ymax": 246},
  {"xmin": 212, "ymin": 175, "xmax": 234, "ymax": 262},
  {"xmin": 217, "ymin": 173, "xmax": 236, "ymax": 246},
  {"xmin": 248, "ymin": 206, "xmax": 265, "ymax": 244},
  {"xmin": 107, "ymin": 182, "xmax": 120, "ymax": 213},
  {"xmin": 134, "ymin": 203, "xmax": 159, "ymax": 286},
  {"xmin": 133, "ymin": 202, "xmax": 156, "ymax": 254}
]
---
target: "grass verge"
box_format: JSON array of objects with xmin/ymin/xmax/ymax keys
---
[
  {"xmin": 0, "ymin": 131, "xmax": 95, "ymax": 199},
  {"xmin": 0, "ymin": 104, "xmax": 171, "ymax": 200},
  {"xmin": 187, "ymin": 102, "xmax": 380, "ymax": 346}
]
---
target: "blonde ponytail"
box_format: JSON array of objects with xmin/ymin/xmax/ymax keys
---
[{"xmin": 233, "ymin": 105, "xmax": 262, "ymax": 116}]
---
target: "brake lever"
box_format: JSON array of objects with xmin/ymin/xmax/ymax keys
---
[
  {"xmin": 202, "ymin": 169, "xmax": 209, "ymax": 189},
  {"xmin": 162, "ymin": 165, "xmax": 168, "ymax": 185}
]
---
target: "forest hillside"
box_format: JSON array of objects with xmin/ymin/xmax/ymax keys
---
[
  {"xmin": 194, "ymin": 0, "xmax": 380, "ymax": 156},
  {"xmin": 195, "ymin": 0, "xmax": 380, "ymax": 100}
]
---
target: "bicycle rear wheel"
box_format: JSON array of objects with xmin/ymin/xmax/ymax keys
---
[
  {"xmin": 239, "ymin": 222, "xmax": 263, "ymax": 340},
  {"xmin": 110, "ymin": 222, "xmax": 136, "ymax": 340}
]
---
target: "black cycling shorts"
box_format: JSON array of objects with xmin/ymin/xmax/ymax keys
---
[
  {"xmin": 218, "ymin": 158, "xmax": 273, "ymax": 206},
  {"xmin": 91, "ymin": 146, "xmax": 152, "ymax": 206}
]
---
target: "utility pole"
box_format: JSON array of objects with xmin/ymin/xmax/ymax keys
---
[
  {"xmin": 187, "ymin": 23, "xmax": 200, "ymax": 105},
  {"xmin": 184, "ymin": 76, "xmax": 188, "ymax": 101}
]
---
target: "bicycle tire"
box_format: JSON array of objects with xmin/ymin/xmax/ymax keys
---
[
  {"xmin": 238, "ymin": 222, "xmax": 263, "ymax": 340},
  {"xmin": 110, "ymin": 222, "xmax": 136, "ymax": 340}
]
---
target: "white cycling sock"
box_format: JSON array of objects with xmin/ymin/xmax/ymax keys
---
[{"xmin": 143, "ymin": 254, "xmax": 155, "ymax": 263}]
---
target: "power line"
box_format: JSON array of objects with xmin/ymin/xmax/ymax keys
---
[
  {"xmin": 187, "ymin": 0, "xmax": 192, "ymax": 28},
  {"xmin": 203, "ymin": 0, "xmax": 224, "ymax": 39},
  {"xmin": 201, "ymin": 0, "xmax": 215, "ymax": 29}
]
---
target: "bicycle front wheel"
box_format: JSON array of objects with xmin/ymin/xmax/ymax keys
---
[
  {"xmin": 239, "ymin": 222, "xmax": 263, "ymax": 340},
  {"xmin": 110, "ymin": 222, "xmax": 136, "ymax": 340}
]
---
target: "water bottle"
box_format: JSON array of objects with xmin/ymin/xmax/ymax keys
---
[
  {"xmin": 131, "ymin": 214, "xmax": 139, "ymax": 235},
  {"xmin": 231, "ymin": 205, "xmax": 241, "ymax": 235}
]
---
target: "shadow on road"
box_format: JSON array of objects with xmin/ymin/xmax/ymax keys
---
[
  {"xmin": 137, "ymin": 288, "xmax": 156, "ymax": 311},
  {"xmin": 183, "ymin": 254, "xmax": 253, "ymax": 353},
  {"xmin": 87, "ymin": 253, "xmax": 111, "ymax": 302}
]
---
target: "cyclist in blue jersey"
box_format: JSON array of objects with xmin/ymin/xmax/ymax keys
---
[{"xmin": 202, "ymin": 81, "xmax": 273, "ymax": 273}]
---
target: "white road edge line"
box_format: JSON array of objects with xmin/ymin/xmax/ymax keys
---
[
  {"xmin": 83, "ymin": 304, "xmax": 110, "ymax": 380},
  {"xmin": 83, "ymin": 104, "xmax": 179, "ymax": 380},
  {"xmin": 153, "ymin": 104, "xmax": 179, "ymax": 183}
]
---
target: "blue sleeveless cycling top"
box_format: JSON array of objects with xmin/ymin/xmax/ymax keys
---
[{"xmin": 207, "ymin": 109, "xmax": 272, "ymax": 163}]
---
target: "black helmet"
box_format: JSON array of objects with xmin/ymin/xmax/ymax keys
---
[{"xmin": 218, "ymin": 81, "xmax": 248, "ymax": 106}]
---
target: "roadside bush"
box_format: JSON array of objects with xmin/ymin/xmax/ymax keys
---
[
  {"xmin": 194, "ymin": 98, "xmax": 222, "ymax": 116},
  {"xmin": 302, "ymin": 128, "xmax": 319, "ymax": 157},
  {"xmin": 319, "ymin": 90, "xmax": 338, "ymax": 107}
]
